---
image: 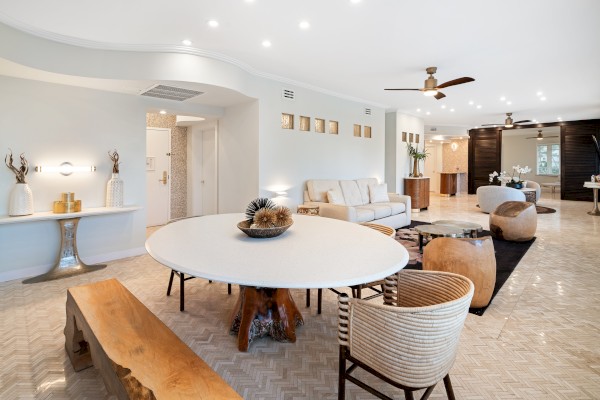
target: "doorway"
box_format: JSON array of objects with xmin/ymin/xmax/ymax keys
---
[
  {"xmin": 425, "ymin": 143, "xmax": 439, "ymax": 193},
  {"xmin": 146, "ymin": 128, "xmax": 171, "ymax": 227},
  {"xmin": 188, "ymin": 124, "xmax": 218, "ymax": 216}
]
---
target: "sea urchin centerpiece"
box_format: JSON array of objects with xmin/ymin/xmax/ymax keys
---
[
  {"xmin": 253, "ymin": 208, "xmax": 278, "ymax": 228},
  {"xmin": 245, "ymin": 197, "xmax": 276, "ymax": 222},
  {"xmin": 273, "ymin": 206, "xmax": 292, "ymax": 227}
]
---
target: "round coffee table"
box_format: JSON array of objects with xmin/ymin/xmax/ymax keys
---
[
  {"xmin": 414, "ymin": 224, "xmax": 464, "ymax": 252},
  {"xmin": 432, "ymin": 220, "xmax": 483, "ymax": 238}
]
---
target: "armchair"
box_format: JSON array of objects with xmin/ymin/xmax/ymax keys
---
[{"xmin": 338, "ymin": 270, "xmax": 474, "ymax": 400}]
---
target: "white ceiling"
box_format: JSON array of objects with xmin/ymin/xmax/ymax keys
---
[{"xmin": 1, "ymin": 0, "xmax": 599, "ymax": 128}]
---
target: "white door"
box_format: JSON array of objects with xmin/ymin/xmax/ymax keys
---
[
  {"xmin": 146, "ymin": 128, "xmax": 171, "ymax": 226},
  {"xmin": 425, "ymin": 143, "xmax": 439, "ymax": 193},
  {"xmin": 201, "ymin": 128, "xmax": 218, "ymax": 215}
]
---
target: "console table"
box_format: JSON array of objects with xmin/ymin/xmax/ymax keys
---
[
  {"xmin": 583, "ymin": 182, "xmax": 600, "ymax": 216},
  {"xmin": 0, "ymin": 206, "xmax": 140, "ymax": 283},
  {"xmin": 440, "ymin": 173, "xmax": 458, "ymax": 196}
]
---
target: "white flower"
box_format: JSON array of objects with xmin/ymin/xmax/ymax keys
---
[{"xmin": 512, "ymin": 177, "xmax": 519, "ymax": 182}]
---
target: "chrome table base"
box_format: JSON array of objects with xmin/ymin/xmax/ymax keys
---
[{"xmin": 23, "ymin": 217, "xmax": 106, "ymax": 284}]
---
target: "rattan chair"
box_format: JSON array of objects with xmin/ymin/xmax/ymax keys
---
[{"xmin": 338, "ymin": 269, "xmax": 474, "ymax": 400}]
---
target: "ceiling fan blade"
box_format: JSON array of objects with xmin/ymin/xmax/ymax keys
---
[
  {"xmin": 384, "ymin": 88, "xmax": 421, "ymax": 91},
  {"xmin": 434, "ymin": 92, "xmax": 446, "ymax": 100},
  {"xmin": 514, "ymin": 120, "xmax": 532, "ymax": 124},
  {"xmin": 436, "ymin": 77, "xmax": 475, "ymax": 89}
]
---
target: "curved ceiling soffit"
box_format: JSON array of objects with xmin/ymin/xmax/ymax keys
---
[{"xmin": 0, "ymin": 17, "xmax": 387, "ymax": 108}]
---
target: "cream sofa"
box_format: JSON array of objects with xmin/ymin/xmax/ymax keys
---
[{"xmin": 303, "ymin": 178, "xmax": 411, "ymax": 229}]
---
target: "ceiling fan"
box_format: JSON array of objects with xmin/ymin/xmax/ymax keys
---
[
  {"xmin": 481, "ymin": 113, "xmax": 531, "ymax": 128},
  {"xmin": 526, "ymin": 130, "xmax": 559, "ymax": 140},
  {"xmin": 384, "ymin": 67, "xmax": 475, "ymax": 100}
]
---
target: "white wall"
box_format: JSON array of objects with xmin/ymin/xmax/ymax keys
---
[
  {"xmin": 385, "ymin": 112, "xmax": 425, "ymax": 194},
  {"xmin": 0, "ymin": 76, "xmax": 147, "ymax": 281},
  {"xmin": 257, "ymin": 82, "xmax": 386, "ymax": 209},
  {"xmin": 502, "ymin": 135, "xmax": 560, "ymax": 184}
]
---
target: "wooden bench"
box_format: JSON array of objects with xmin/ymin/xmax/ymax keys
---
[{"xmin": 64, "ymin": 278, "xmax": 242, "ymax": 399}]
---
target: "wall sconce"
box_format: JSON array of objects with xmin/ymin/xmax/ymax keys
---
[
  {"xmin": 450, "ymin": 142, "xmax": 459, "ymax": 152},
  {"xmin": 35, "ymin": 162, "xmax": 96, "ymax": 176}
]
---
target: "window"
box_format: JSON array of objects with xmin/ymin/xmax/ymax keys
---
[{"xmin": 537, "ymin": 144, "xmax": 560, "ymax": 175}]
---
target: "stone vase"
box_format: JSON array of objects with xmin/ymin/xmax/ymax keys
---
[
  {"xmin": 9, "ymin": 182, "xmax": 34, "ymax": 216},
  {"xmin": 106, "ymin": 173, "xmax": 124, "ymax": 207}
]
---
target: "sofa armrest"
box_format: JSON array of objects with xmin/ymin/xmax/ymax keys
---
[
  {"xmin": 388, "ymin": 193, "xmax": 411, "ymax": 225},
  {"xmin": 304, "ymin": 202, "xmax": 358, "ymax": 223}
]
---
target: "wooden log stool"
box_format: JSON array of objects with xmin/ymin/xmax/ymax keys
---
[
  {"xmin": 65, "ymin": 278, "xmax": 242, "ymax": 399},
  {"xmin": 489, "ymin": 201, "xmax": 537, "ymax": 242},
  {"xmin": 423, "ymin": 237, "xmax": 496, "ymax": 308}
]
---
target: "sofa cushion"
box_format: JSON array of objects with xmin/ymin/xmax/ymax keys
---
[
  {"xmin": 379, "ymin": 201, "xmax": 406, "ymax": 215},
  {"xmin": 307, "ymin": 180, "xmax": 343, "ymax": 202},
  {"xmin": 357, "ymin": 204, "xmax": 393, "ymax": 219},
  {"xmin": 369, "ymin": 183, "xmax": 390, "ymax": 203},
  {"xmin": 355, "ymin": 207, "xmax": 375, "ymax": 223},
  {"xmin": 326, "ymin": 190, "xmax": 345, "ymax": 205},
  {"xmin": 340, "ymin": 180, "xmax": 364, "ymax": 206},
  {"xmin": 356, "ymin": 178, "xmax": 378, "ymax": 204}
]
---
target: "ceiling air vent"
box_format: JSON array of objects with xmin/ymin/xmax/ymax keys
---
[
  {"xmin": 364, "ymin": 108, "xmax": 372, "ymax": 115},
  {"xmin": 140, "ymin": 84, "xmax": 204, "ymax": 101},
  {"xmin": 282, "ymin": 88, "xmax": 295, "ymax": 100}
]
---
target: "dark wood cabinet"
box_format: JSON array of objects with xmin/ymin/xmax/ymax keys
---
[
  {"xmin": 404, "ymin": 178, "xmax": 430, "ymax": 211},
  {"xmin": 440, "ymin": 173, "xmax": 458, "ymax": 196}
]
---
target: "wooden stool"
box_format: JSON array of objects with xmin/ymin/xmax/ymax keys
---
[
  {"xmin": 423, "ymin": 237, "xmax": 496, "ymax": 308},
  {"xmin": 489, "ymin": 201, "xmax": 537, "ymax": 242}
]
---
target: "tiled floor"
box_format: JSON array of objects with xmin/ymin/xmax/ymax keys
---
[{"xmin": 1, "ymin": 191, "xmax": 599, "ymax": 399}]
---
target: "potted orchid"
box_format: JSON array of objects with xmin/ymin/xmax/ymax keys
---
[
  {"xmin": 488, "ymin": 171, "xmax": 506, "ymax": 185},
  {"xmin": 506, "ymin": 165, "xmax": 531, "ymax": 189}
]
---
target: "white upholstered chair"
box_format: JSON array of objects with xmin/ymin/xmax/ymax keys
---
[
  {"xmin": 337, "ymin": 270, "xmax": 474, "ymax": 400},
  {"xmin": 476, "ymin": 185, "xmax": 526, "ymax": 213}
]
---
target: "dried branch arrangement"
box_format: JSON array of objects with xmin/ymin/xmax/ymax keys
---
[
  {"xmin": 108, "ymin": 150, "xmax": 120, "ymax": 174},
  {"xmin": 5, "ymin": 149, "xmax": 29, "ymax": 183}
]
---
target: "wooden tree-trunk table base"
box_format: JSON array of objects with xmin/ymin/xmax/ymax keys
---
[{"xmin": 230, "ymin": 287, "xmax": 304, "ymax": 352}]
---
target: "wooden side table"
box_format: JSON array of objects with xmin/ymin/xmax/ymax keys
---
[
  {"xmin": 297, "ymin": 205, "xmax": 319, "ymax": 216},
  {"xmin": 404, "ymin": 177, "xmax": 430, "ymax": 212}
]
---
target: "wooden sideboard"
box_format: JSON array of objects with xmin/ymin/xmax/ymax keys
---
[
  {"xmin": 404, "ymin": 177, "xmax": 430, "ymax": 212},
  {"xmin": 440, "ymin": 173, "xmax": 458, "ymax": 196}
]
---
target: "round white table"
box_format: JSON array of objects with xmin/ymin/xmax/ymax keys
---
[{"xmin": 146, "ymin": 213, "xmax": 408, "ymax": 351}]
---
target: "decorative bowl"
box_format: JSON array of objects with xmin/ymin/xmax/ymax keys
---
[{"xmin": 237, "ymin": 220, "xmax": 293, "ymax": 238}]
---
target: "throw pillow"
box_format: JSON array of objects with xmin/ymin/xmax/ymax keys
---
[
  {"xmin": 327, "ymin": 190, "xmax": 345, "ymax": 205},
  {"xmin": 369, "ymin": 183, "xmax": 389, "ymax": 203}
]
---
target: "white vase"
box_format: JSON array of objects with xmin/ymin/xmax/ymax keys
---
[
  {"xmin": 106, "ymin": 173, "xmax": 124, "ymax": 207},
  {"xmin": 9, "ymin": 182, "xmax": 34, "ymax": 216}
]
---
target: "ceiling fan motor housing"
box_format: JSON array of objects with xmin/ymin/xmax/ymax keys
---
[{"xmin": 424, "ymin": 77, "xmax": 438, "ymax": 89}]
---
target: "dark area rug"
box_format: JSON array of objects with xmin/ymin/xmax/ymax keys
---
[
  {"xmin": 395, "ymin": 221, "xmax": 536, "ymax": 316},
  {"xmin": 536, "ymin": 205, "xmax": 556, "ymax": 214}
]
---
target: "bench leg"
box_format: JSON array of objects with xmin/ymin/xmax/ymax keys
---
[
  {"xmin": 179, "ymin": 271, "xmax": 185, "ymax": 312},
  {"xmin": 167, "ymin": 269, "xmax": 175, "ymax": 296},
  {"xmin": 64, "ymin": 300, "xmax": 93, "ymax": 372}
]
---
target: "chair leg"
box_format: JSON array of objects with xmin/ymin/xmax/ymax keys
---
[
  {"xmin": 179, "ymin": 271, "xmax": 185, "ymax": 312},
  {"xmin": 443, "ymin": 375, "xmax": 456, "ymax": 400},
  {"xmin": 338, "ymin": 346, "xmax": 347, "ymax": 400},
  {"xmin": 167, "ymin": 270, "xmax": 175, "ymax": 296},
  {"xmin": 356, "ymin": 286, "xmax": 362, "ymax": 299},
  {"xmin": 228, "ymin": 283, "xmax": 232, "ymax": 295},
  {"xmin": 306, "ymin": 289, "xmax": 311, "ymax": 307},
  {"xmin": 317, "ymin": 289, "xmax": 322, "ymax": 315},
  {"xmin": 420, "ymin": 385, "xmax": 436, "ymax": 400},
  {"xmin": 404, "ymin": 390, "xmax": 415, "ymax": 400}
]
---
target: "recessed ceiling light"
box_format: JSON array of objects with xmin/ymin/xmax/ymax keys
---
[
  {"xmin": 540, "ymin": 96, "xmax": 547, "ymax": 101},
  {"xmin": 474, "ymin": 126, "xmax": 479, "ymax": 129},
  {"xmin": 426, "ymin": 111, "xmax": 431, "ymax": 115},
  {"xmin": 557, "ymin": 117, "xmax": 563, "ymax": 121},
  {"xmin": 262, "ymin": 40, "xmax": 272, "ymax": 48},
  {"xmin": 533, "ymin": 119, "xmax": 538, "ymax": 123},
  {"xmin": 350, "ymin": 0, "xmax": 361, "ymax": 3},
  {"xmin": 450, "ymin": 108, "xmax": 455, "ymax": 112},
  {"xmin": 441, "ymin": 105, "xmax": 446, "ymax": 109},
  {"xmin": 207, "ymin": 20, "xmax": 219, "ymax": 28},
  {"xmin": 245, "ymin": 0, "xmax": 255, "ymax": 2},
  {"xmin": 476, "ymin": 105, "xmax": 482, "ymax": 109},
  {"xmin": 537, "ymin": 91, "xmax": 543, "ymax": 96},
  {"xmin": 506, "ymin": 101, "xmax": 512, "ymax": 105},
  {"xmin": 468, "ymin": 101, "xmax": 474, "ymax": 105},
  {"xmin": 500, "ymin": 96, "xmax": 506, "ymax": 101},
  {"xmin": 181, "ymin": 39, "xmax": 192, "ymax": 46},
  {"xmin": 299, "ymin": 20, "xmax": 310, "ymax": 30},
  {"xmin": 416, "ymin": 108, "xmax": 421, "ymax": 112},
  {"xmin": 159, "ymin": 110, "xmax": 167, "ymax": 115}
]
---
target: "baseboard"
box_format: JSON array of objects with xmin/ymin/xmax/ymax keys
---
[{"xmin": 0, "ymin": 247, "xmax": 147, "ymax": 283}]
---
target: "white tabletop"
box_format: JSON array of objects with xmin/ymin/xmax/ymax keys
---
[
  {"xmin": 584, "ymin": 182, "xmax": 600, "ymax": 189},
  {"xmin": 145, "ymin": 213, "xmax": 408, "ymax": 289}
]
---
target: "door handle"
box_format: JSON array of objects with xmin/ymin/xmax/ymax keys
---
[{"xmin": 159, "ymin": 171, "xmax": 168, "ymax": 185}]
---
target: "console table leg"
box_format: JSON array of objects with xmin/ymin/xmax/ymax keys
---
[
  {"xmin": 588, "ymin": 188, "xmax": 600, "ymax": 216},
  {"xmin": 23, "ymin": 217, "xmax": 106, "ymax": 284}
]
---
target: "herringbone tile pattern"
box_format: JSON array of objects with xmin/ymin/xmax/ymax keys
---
[{"xmin": 1, "ymin": 193, "xmax": 599, "ymax": 399}]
